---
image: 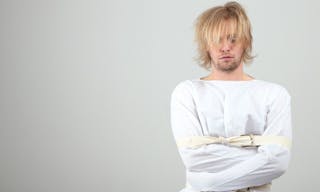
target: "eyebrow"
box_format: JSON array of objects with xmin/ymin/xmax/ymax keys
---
[{"xmin": 227, "ymin": 34, "xmax": 238, "ymax": 38}]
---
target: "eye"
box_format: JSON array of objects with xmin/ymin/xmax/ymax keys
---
[
  {"xmin": 214, "ymin": 37, "xmax": 222, "ymax": 44},
  {"xmin": 227, "ymin": 35, "xmax": 237, "ymax": 43},
  {"xmin": 230, "ymin": 37, "xmax": 237, "ymax": 43}
]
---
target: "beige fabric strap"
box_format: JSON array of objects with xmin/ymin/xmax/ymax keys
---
[
  {"xmin": 186, "ymin": 182, "xmax": 272, "ymax": 192},
  {"xmin": 236, "ymin": 182, "xmax": 272, "ymax": 192},
  {"xmin": 176, "ymin": 134, "xmax": 291, "ymax": 150}
]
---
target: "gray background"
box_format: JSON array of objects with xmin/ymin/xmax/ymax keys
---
[{"xmin": 0, "ymin": 0, "xmax": 318, "ymax": 191}]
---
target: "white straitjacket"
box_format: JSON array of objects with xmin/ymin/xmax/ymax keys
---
[{"xmin": 170, "ymin": 78, "xmax": 292, "ymax": 192}]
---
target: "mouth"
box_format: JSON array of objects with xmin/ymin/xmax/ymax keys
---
[{"xmin": 219, "ymin": 55, "xmax": 234, "ymax": 60}]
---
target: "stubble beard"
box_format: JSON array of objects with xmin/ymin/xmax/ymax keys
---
[{"xmin": 211, "ymin": 59, "xmax": 241, "ymax": 73}]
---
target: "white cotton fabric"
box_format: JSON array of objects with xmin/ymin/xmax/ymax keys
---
[{"xmin": 170, "ymin": 78, "xmax": 292, "ymax": 192}]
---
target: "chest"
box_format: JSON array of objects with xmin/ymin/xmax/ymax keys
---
[{"xmin": 194, "ymin": 86, "xmax": 268, "ymax": 136}]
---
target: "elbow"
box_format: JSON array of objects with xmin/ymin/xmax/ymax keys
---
[
  {"xmin": 183, "ymin": 159, "xmax": 200, "ymax": 172},
  {"xmin": 269, "ymin": 147, "xmax": 291, "ymax": 177},
  {"xmin": 259, "ymin": 144, "xmax": 291, "ymax": 178},
  {"xmin": 273, "ymin": 163, "xmax": 287, "ymax": 179},
  {"xmin": 275, "ymin": 152, "xmax": 291, "ymax": 175},
  {"xmin": 179, "ymin": 148, "xmax": 208, "ymax": 172}
]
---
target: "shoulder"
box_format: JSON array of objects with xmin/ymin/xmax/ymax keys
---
[
  {"xmin": 171, "ymin": 80, "xmax": 193, "ymax": 95},
  {"xmin": 258, "ymin": 80, "xmax": 291, "ymax": 105},
  {"xmin": 260, "ymin": 80, "xmax": 290, "ymax": 96},
  {"xmin": 170, "ymin": 80, "xmax": 196, "ymax": 104}
]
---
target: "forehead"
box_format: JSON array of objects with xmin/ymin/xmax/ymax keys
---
[{"xmin": 213, "ymin": 19, "xmax": 238, "ymax": 36}]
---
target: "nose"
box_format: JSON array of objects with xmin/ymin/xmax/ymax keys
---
[{"xmin": 220, "ymin": 39, "xmax": 232, "ymax": 52}]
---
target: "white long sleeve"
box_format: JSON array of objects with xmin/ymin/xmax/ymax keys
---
[{"xmin": 170, "ymin": 79, "xmax": 292, "ymax": 192}]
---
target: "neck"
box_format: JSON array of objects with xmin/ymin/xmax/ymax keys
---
[{"xmin": 206, "ymin": 63, "xmax": 252, "ymax": 81}]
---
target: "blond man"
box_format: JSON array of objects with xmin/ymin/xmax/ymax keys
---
[{"xmin": 170, "ymin": 1, "xmax": 292, "ymax": 192}]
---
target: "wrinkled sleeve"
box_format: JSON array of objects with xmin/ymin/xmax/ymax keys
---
[{"xmin": 170, "ymin": 81, "xmax": 293, "ymax": 192}]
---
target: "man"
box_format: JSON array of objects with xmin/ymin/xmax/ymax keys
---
[{"xmin": 170, "ymin": 1, "xmax": 292, "ymax": 192}]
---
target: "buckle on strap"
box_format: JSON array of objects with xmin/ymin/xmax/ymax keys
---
[
  {"xmin": 249, "ymin": 134, "xmax": 254, "ymax": 145},
  {"xmin": 217, "ymin": 136, "xmax": 228, "ymax": 145},
  {"xmin": 239, "ymin": 134, "xmax": 255, "ymax": 146}
]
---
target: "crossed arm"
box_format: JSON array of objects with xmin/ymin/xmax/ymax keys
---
[{"xmin": 170, "ymin": 82, "xmax": 292, "ymax": 192}]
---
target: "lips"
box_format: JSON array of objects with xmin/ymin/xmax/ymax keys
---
[
  {"xmin": 219, "ymin": 55, "xmax": 234, "ymax": 59},
  {"xmin": 219, "ymin": 55, "xmax": 233, "ymax": 59}
]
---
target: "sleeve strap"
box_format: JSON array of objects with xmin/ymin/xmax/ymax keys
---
[{"xmin": 176, "ymin": 134, "xmax": 291, "ymax": 150}]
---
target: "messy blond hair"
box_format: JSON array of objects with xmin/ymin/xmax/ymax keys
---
[{"xmin": 194, "ymin": 1, "xmax": 254, "ymax": 71}]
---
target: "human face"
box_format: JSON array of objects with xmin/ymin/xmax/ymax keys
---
[{"xmin": 207, "ymin": 26, "xmax": 245, "ymax": 72}]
